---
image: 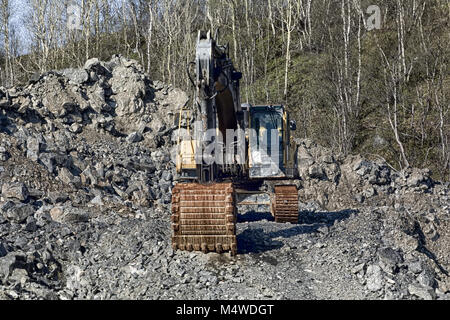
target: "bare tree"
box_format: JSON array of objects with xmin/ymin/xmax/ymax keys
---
[
  {"xmin": 377, "ymin": 40, "xmax": 410, "ymax": 169},
  {"xmin": 0, "ymin": 0, "xmax": 13, "ymax": 86},
  {"xmin": 274, "ymin": 0, "xmax": 300, "ymax": 102},
  {"xmin": 146, "ymin": 0, "xmax": 154, "ymax": 74}
]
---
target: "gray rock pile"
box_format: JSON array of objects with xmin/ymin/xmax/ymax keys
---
[
  {"xmin": 1, "ymin": 55, "xmax": 187, "ymax": 212},
  {"xmin": 295, "ymin": 138, "xmax": 449, "ymax": 299},
  {"xmin": 0, "ymin": 57, "xmax": 449, "ymax": 300},
  {"xmin": 0, "ymin": 55, "xmax": 189, "ymax": 298}
]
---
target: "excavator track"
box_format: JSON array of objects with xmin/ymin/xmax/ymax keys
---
[
  {"xmin": 272, "ymin": 185, "xmax": 299, "ymax": 223},
  {"xmin": 171, "ymin": 182, "xmax": 237, "ymax": 255}
]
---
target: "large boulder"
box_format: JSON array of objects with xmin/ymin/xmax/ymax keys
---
[
  {"xmin": 62, "ymin": 68, "xmax": 89, "ymax": 84},
  {"xmin": 34, "ymin": 74, "xmax": 89, "ymax": 119},
  {"xmin": 49, "ymin": 206, "xmax": 89, "ymax": 224},
  {"xmin": 1, "ymin": 202, "xmax": 35, "ymax": 224},
  {"xmin": 1, "ymin": 182, "xmax": 29, "ymax": 202},
  {"xmin": 108, "ymin": 56, "xmax": 148, "ymax": 118}
]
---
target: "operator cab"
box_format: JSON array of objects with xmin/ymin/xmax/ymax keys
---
[{"xmin": 242, "ymin": 104, "xmax": 297, "ymax": 179}]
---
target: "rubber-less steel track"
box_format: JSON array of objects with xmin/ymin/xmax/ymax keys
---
[
  {"xmin": 171, "ymin": 182, "xmax": 237, "ymax": 255},
  {"xmin": 272, "ymin": 185, "xmax": 299, "ymax": 223}
]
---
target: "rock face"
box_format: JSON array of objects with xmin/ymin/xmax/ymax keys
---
[{"xmin": 0, "ymin": 56, "xmax": 449, "ymax": 300}]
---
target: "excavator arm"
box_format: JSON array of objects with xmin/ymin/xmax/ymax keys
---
[
  {"xmin": 191, "ymin": 30, "xmax": 244, "ymax": 183},
  {"xmin": 172, "ymin": 31, "xmax": 243, "ymax": 255}
]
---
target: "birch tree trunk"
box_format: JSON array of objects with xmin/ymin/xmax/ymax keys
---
[
  {"xmin": 146, "ymin": 0, "xmax": 153, "ymax": 74},
  {"xmin": 1, "ymin": 0, "xmax": 13, "ymax": 86}
]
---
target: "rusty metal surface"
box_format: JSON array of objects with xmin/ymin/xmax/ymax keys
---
[
  {"xmin": 171, "ymin": 182, "xmax": 237, "ymax": 255},
  {"xmin": 272, "ymin": 185, "xmax": 299, "ymax": 223}
]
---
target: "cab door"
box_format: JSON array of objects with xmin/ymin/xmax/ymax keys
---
[{"xmin": 248, "ymin": 106, "xmax": 284, "ymax": 178}]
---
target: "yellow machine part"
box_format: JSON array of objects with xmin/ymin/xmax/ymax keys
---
[
  {"xmin": 176, "ymin": 104, "xmax": 198, "ymax": 173},
  {"xmin": 176, "ymin": 140, "xmax": 197, "ymax": 172}
]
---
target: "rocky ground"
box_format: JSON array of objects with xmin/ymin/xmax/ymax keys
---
[{"xmin": 0, "ymin": 56, "xmax": 449, "ymax": 300}]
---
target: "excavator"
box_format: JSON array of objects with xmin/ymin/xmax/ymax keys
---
[{"xmin": 172, "ymin": 31, "xmax": 299, "ymax": 256}]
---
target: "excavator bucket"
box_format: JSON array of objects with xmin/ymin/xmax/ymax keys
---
[
  {"xmin": 271, "ymin": 185, "xmax": 299, "ymax": 223},
  {"xmin": 171, "ymin": 182, "xmax": 237, "ymax": 255}
]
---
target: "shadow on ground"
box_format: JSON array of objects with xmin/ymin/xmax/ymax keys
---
[
  {"xmin": 237, "ymin": 210, "xmax": 274, "ymax": 223},
  {"xmin": 237, "ymin": 209, "xmax": 358, "ymax": 254}
]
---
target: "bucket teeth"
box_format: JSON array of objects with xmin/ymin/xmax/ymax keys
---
[
  {"xmin": 171, "ymin": 182, "xmax": 237, "ymax": 256},
  {"xmin": 272, "ymin": 185, "xmax": 299, "ymax": 224}
]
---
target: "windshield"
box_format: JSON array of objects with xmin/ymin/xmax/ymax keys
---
[{"xmin": 250, "ymin": 107, "xmax": 283, "ymax": 163}]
